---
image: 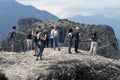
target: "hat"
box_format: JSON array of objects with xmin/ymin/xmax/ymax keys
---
[{"xmin": 75, "ymin": 27, "xmax": 79, "ymax": 30}]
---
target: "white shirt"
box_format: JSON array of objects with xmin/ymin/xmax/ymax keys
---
[{"xmin": 50, "ymin": 29, "xmax": 58, "ymax": 38}]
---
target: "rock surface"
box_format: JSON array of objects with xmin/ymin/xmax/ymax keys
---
[{"xmin": 0, "ymin": 47, "xmax": 120, "ymax": 80}]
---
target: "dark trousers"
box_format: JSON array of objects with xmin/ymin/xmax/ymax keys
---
[
  {"xmin": 50, "ymin": 38, "xmax": 53, "ymax": 48},
  {"xmin": 44, "ymin": 38, "xmax": 49, "ymax": 48},
  {"xmin": 68, "ymin": 39, "xmax": 72, "ymax": 53},
  {"xmin": 75, "ymin": 40, "xmax": 79, "ymax": 52}
]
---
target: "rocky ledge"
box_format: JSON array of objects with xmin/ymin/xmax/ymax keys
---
[{"xmin": 0, "ymin": 48, "xmax": 120, "ymax": 80}]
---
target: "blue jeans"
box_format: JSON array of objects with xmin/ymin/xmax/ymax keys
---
[
  {"xmin": 37, "ymin": 44, "xmax": 44, "ymax": 58},
  {"xmin": 53, "ymin": 37, "xmax": 60, "ymax": 49}
]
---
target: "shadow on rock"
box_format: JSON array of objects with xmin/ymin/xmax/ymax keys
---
[
  {"xmin": 0, "ymin": 73, "xmax": 8, "ymax": 80},
  {"xmin": 36, "ymin": 59, "xmax": 120, "ymax": 80}
]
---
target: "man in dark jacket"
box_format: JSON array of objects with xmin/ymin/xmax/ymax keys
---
[{"xmin": 73, "ymin": 27, "xmax": 80, "ymax": 53}]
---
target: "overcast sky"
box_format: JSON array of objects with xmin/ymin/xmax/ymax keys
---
[{"xmin": 16, "ymin": 0, "xmax": 120, "ymax": 19}]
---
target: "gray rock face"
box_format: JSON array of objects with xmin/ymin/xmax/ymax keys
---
[
  {"xmin": 0, "ymin": 48, "xmax": 120, "ymax": 80},
  {"xmin": 1, "ymin": 20, "xmax": 118, "ymax": 58},
  {"xmin": 32, "ymin": 20, "xmax": 118, "ymax": 54},
  {"xmin": 37, "ymin": 60, "xmax": 120, "ymax": 80},
  {"xmin": 78, "ymin": 25, "xmax": 118, "ymax": 57}
]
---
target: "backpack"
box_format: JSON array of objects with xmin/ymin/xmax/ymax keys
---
[
  {"xmin": 68, "ymin": 32, "xmax": 73, "ymax": 39},
  {"xmin": 37, "ymin": 32, "xmax": 46, "ymax": 47},
  {"xmin": 8, "ymin": 31, "xmax": 15, "ymax": 40}
]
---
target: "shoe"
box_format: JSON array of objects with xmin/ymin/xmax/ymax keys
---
[
  {"xmin": 33, "ymin": 54, "xmax": 37, "ymax": 56},
  {"xmin": 58, "ymin": 48, "xmax": 61, "ymax": 51},
  {"xmin": 68, "ymin": 52, "xmax": 72, "ymax": 54},
  {"xmin": 75, "ymin": 51, "xmax": 79, "ymax": 53},
  {"xmin": 36, "ymin": 58, "xmax": 38, "ymax": 61},
  {"xmin": 40, "ymin": 57, "xmax": 43, "ymax": 60}
]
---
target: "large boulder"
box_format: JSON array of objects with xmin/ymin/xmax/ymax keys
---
[
  {"xmin": 32, "ymin": 20, "xmax": 118, "ymax": 57},
  {"xmin": 37, "ymin": 60, "xmax": 120, "ymax": 80},
  {"xmin": 0, "ymin": 48, "xmax": 120, "ymax": 80}
]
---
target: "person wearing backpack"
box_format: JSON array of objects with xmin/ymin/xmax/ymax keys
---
[
  {"xmin": 67, "ymin": 28, "xmax": 73, "ymax": 54},
  {"xmin": 36, "ymin": 31, "xmax": 46, "ymax": 60},
  {"xmin": 9, "ymin": 26, "xmax": 16, "ymax": 52}
]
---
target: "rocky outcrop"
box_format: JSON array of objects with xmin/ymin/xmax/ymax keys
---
[
  {"xmin": 1, "ymin": 19, "xmax": 118, "ymax": 58},
  {"xmin": 31, "ymin": 20, "xmax": 118, "ymax": 57},
  {"xmin": 0, "ymin": 48, "xmax": 120, "ymax": 80}
]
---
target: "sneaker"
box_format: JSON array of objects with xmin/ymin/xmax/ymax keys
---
[
  {"xmin": 33, "ymin": 54, "xmax": 37, "ymax": 56},
  {"xmin": 68, "ymin": 52, "xmax": 72, "ymax": 54},
  {"xmin": 36, "ymin": 58, "xmax": 38, "ymax": 61},
  {"xmin": 75, "ymin": 51, "xmax": 79, "ymax": 53},
  {"xmin": 40, "ymin": 57, "xmax": 43, "ymax": 60},
  {"xmin": 58, "ymin": 48, "xmax": 61, "ymax": 51}
]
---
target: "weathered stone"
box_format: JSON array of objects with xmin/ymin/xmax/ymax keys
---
[{"xmin": 0, "ymin": 48, "xmax": 120, "ymax": 80}]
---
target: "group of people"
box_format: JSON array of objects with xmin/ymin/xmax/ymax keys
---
[
  {"xmin": 67, "ymin": 27, "xmax": 97, "ymax": 55},
  {"xmin": 8, "ymin": 25, "xmax": 98, "ymax": 60}
]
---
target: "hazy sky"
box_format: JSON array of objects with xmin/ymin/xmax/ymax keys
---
[{"xmin": 16, "ymin": 0, "xmax": 120, "ymax": 19}]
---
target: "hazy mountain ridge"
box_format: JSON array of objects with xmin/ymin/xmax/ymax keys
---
[{"xmin": 0, "ymin": 0, "xmax": 59, "ymax": 40}]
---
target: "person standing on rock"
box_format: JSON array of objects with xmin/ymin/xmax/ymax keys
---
[
  {"xmin": 9, "ymin": 26, "xmax": 17, "ymax": 52},
  {"xmin": 67, "ymin": 28, "xmax": 73, "ymax": 54},
  {"xmin": 43, "ymin": 27, "xmax": 49, "ymax": 48},
  {"xmin": 73, "ymin": 27, "xmax": 80, "ymax": 53},
  {"xmin": 26, "ymin": 29, "xmax": 32, "ymax": 51},
  {"xmin": 90, "ymin": 32, "xmax": 98, "ymax": 55},
  {"xmin": 50, "ymin": 26, "xmax": 54, "ymax": 48},
  {"xmin": 32, "ymin": 30, "xmax": 39, "ymax": 56},
  {"xmin": 36, "ymin": 31, "xmax": 46, "ymax": 60},
  {"xmin": 52, "ymin": 26, "xmax": 61, "ymax": 51}
]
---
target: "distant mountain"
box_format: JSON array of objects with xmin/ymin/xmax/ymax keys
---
[
  {"xmin": 69, "ymin": 15, "xmax": 120, "ymax": 40},
  {"xmin": 0, "ymin": 0, "xmax": 59, "ymax": 40}
]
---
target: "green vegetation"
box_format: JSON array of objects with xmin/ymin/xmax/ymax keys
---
[
  {"xmin": 17, "ymin": 17, "xmax": 42, "ymax": 31},
  {"xmin": 0, "ymin": 17, "xmax": 118, "ymax": 57}
]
